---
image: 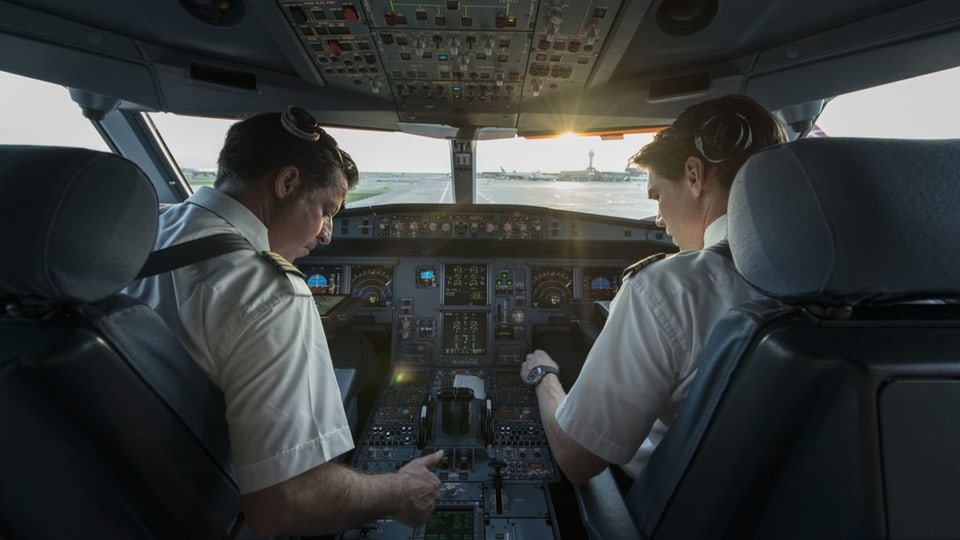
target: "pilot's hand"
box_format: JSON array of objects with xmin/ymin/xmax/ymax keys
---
[
  {"xmin": 394, "ymin": 450, "xmax": 444, "ymax": 528},
  {"xmin": 522, "ymin": 349, "xmax": 560, "ymax": 381}
]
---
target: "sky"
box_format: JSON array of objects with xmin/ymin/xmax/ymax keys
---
[{"xmin": 2, "ymin": 65, "xmax": 960, "ymax": 172}]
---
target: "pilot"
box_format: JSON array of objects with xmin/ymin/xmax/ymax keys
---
[
  {"xmin": 521, "ymin": 95, "xmax": 787, "ymax": 486},
  {"xmin": 125, "ymin": 108, "xmax": 443, "ymax": 535}
]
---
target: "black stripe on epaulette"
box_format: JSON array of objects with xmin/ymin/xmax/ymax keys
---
[
  {"xmin": 622, "ymin": 252, "xmax": 669, "ymax": 280},
  {"xmin": 260, "ymin": 251, "xmax": 305, "ymax": 279}
]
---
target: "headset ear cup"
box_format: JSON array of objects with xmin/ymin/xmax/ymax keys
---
[
  {"xmin": 694, "ymin": 112, "xmax": 753, "ymax": 163},
  {"xmin": 281, "ymin": 106, "xmax": 323, "ymax": 141}
]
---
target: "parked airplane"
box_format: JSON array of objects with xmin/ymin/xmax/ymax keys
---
[
  {"xmin": 492, "ymin": 166, "xmax": 560, "ymax": 181},
  {"xmin": 1, "ymin": 0, "xmax": 959, "ymax": 539}
]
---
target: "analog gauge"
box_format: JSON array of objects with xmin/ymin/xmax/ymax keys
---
[
  {"xmin": 531, "ymin": 267, "xmax": 573, "ymax": 309},
  {"xmin": 429, "ymin": 221, "xmax": 439, "ymax": 231},
  {"xmin": 510, "ymin": 308, "xmax": 526, "ymax": 325},
  {"xmin": 441, "ymin": 222, "xmax": 451, "ymax": 232},
  {"xmin": 351, "ymin": 265, "xmax": 394, "ymax": 307},
  {"xmin": 485, "ymin": 222, "xmax": 496, "ymax": 234}
]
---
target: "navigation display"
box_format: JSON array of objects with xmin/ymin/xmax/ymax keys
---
[
  {"xmin": 442, "ymin": 312, "xmax": 487, "ymax": 356},
  {"xmin": 443, "ymin": 264, "xmax": 487, "ymax": 306},
  {"xmin": 351, "ymin": 265, "xmax": 394, "ymax": 307}
]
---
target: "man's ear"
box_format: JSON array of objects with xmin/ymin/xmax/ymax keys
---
[
  {"xmin": 684, "ymin": 156, "xmax": 705, "ymax": 198},
  {"xmin": 273, "ymin": 165, "xmax": 301, "ymax": 199}
]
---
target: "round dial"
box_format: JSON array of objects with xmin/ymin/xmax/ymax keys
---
[{"xmin": 510, "ymin": 308, "xmax": 526, "ymax": 324}]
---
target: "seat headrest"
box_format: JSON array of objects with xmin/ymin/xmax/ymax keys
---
[
  {"xmin": 0, "ymin": 146, "xmax": 158, "ymax": 305},
  {"xmin": 729, "ymin": 138, "xmax": 960, "ymax": 303}
]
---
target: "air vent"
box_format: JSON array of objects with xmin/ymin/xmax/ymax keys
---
[
  {"xmin": 189, "ymin": 62, "xmax": 257, "ymax": 91},
  {"xmin": 178, "ymin": 0, "xmax": 244, "ymax": 26},
  {"xmin": 656, "ymin": 0, "xmax": 717, "ymax": 37}
]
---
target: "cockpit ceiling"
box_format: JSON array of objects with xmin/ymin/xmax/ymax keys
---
[{"xmin": 2, "ymin": 0, "xmax": 960, "ymax": 135}]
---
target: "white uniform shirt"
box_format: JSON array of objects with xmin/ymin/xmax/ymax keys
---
[
  {"xmin": 123, "ymin": 187, "xmax": 354, "ymax": 493},
  {"xmin": 555, "ymin": 215, "xmax": 766, "ymax": 479}
]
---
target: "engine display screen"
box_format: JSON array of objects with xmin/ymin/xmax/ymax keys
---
[
  {"xmin": 422, "ymin": 507, "xmax": 475, "ymax": 540},
  {"xmin": 442, "ymin": 312, "xmax": 487, "ymax": 356},
  {"xmin": 443, "ymin": 264, "xmax": 487, "ymax": 306}
]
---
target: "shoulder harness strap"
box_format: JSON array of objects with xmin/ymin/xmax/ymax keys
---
[
  {"xmin": 137, "ymin": 233, "xmax": 253, "ymax": 279},
  {"xmin": 705, "ymin": 240, "xmax": 732, "ymax": 260},
  {"xmin": 622, "ymin": 252, "xmax": 669, "ymax": 280},
  {"xmin": 260, "ymin": 251, "xmax": 305, "ymax": 279}
]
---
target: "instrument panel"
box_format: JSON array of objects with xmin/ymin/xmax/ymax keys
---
[
  {"xmin": 298, "ymin": 256, "xmax": 626, "ymax": 367},
  {"xmin": 299, "ymin": 208, "xmax": 670, "ymax": 540},
  {"xmin": 335, "ymin": 209, "xmax": 671, "ymax": 242}
]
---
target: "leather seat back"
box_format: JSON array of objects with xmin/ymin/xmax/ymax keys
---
[
  {"xmin": 631, "ymin": 138, "xmax": 960, "ymax": 540},
  {"xmin": 0, "ymin": 146, "xmax": 240, "ymax": 539}
]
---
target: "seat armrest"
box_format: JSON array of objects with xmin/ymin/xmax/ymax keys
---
[{"xmin": 574, "ymin": 468, "xmax": 642, "ymax": 540}]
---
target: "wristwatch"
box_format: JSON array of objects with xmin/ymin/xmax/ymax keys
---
[{"xmin": 525, "ymin": 365, "xmax": 560, "ymax": 387}]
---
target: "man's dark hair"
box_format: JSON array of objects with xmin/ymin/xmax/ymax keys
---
[
  {"xmin": 215, "ymin": 111, "xmax": 359, "ymax": 192},
  {"xmin": 631, "ymin": 94, "xmax": 787, "ymax": 185}
]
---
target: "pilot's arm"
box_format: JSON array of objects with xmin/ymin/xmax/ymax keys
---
[
  {"xmin": 200, "ymin": 260, "xmax": 443, "ymax": 535},
  {"xmin": 523, "ymin": 267, "xmax": 678, "ymax": 485},
  {"xmin": 522, "ymin": 350, "xmax": 608, "ymax": 485}
]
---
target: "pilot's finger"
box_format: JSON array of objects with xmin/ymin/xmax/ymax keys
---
[{"xmin": 415, "ymin": 449, "xmax": 445, "ymax": 467}]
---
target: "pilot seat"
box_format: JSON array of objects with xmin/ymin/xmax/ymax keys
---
[
  {"xmin": 0, "ymin": 146, "xmax": 241, "ymax": 539},
  {"xmin": 576, "ymin": 137, "xmax": 960, "ymax": 540}
]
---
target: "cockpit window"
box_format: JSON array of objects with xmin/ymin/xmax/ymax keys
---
[
  {"xmin": 150, "ymin": 112, "xmax": 452, "ymax": 206},
  {"xmin": 149, "ymin": 112, "xmax": 658, "ymax": 219},
  {"xmin": 475, "ymin": 134, "xmax": 656, "ymax": 220},
  {"xmin": 815, "ymin": 65, "xmax": 960, "ymax": 138},
  {"xmin": 0, "ymin": 71, "xmax": 110, "ymax": 152}
]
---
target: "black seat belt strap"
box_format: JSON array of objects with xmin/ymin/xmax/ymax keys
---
[
  {"xmin": 705, "ymin": 240, "xmax": 732, "ymax": 260},
  {"xmin": 136, "ymin": 233, "xmax": 253, "ymax": 279}
]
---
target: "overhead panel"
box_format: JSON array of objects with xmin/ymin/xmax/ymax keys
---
[
  {"xmin": 277, "ymin": 0, "xmax": 623, "ymax": 126},
  {"xmin": 279, "ymin": 1, "xmax": 385, "ymax": 95}
]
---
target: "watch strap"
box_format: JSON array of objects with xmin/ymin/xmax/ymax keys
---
[{"xmin": 530, "ymin": 365, "xmax": 560, "ymax": 386}]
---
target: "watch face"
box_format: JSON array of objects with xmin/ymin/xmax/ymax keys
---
[{"xmin": 526, "ymin": 366, "xmax": 542, "ymax": 385}]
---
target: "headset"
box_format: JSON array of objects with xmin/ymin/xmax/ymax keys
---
[
  {"xmin": 694, "ymin": 111, "xmax": 754, "ymax": 163},
  {"xmin": 281, "ymin": 106, "xmax": 324, "ymax": 142},
  {"xmin": 279, "ymin": 106, "xmax": 358, "ymax": 183}
]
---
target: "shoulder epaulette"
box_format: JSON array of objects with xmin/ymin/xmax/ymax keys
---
[
  {"xmin": 260, "ymin": 251, "xmax": 305, "ymax": 279},
  {"xmin": 622, "ymin": 252, "xmax": 669, "ymax": 280}
]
